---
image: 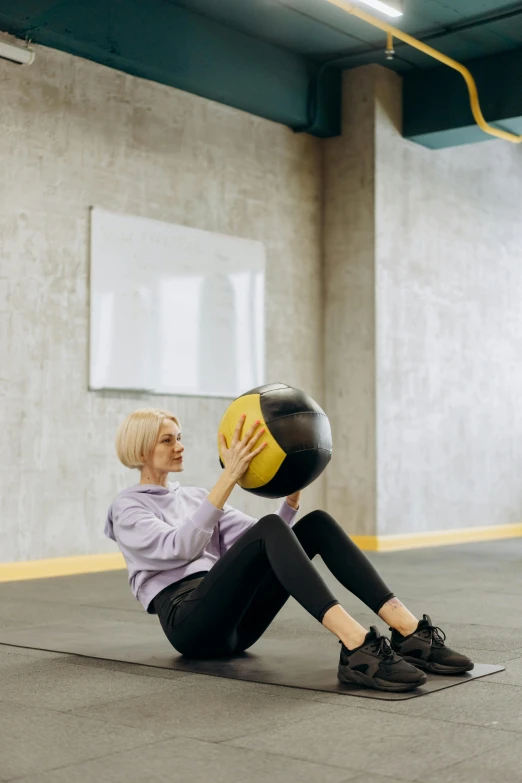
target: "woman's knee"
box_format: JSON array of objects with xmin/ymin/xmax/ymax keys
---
[
  {"xmin": 297, "ymin": 509, "xmax": 338, "ymax": 528},
  {"xmin": 257, "ymin": 513, "xmax": 290, "ymax": 530},
  {"xmin": 294, "ymin": 509, "xmax": 352, "ymax": 544}
]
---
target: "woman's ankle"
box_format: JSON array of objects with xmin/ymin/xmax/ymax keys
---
[
  {"xmin": 378, "ymin": 598, "xmax": 418, "ymax": 636},
  {"xmin": 341, "ymin": 630, "xmax": 368, "ymax": 651},
  {"xmin": 321, "ymin": 604, "xmax": 368, "ymax": 650}
]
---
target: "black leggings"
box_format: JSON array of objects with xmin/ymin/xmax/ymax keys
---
[{"xmin": 154, "ymin": 510, "xmax": 394, "ymax": 658}]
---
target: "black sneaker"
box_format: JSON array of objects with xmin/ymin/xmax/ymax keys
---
[
  {"xmin": 390, "ymin": 614, "xmax": 474, "ymax": 675},
  {"xmin": 337, "ymin": 626, "xmax": 428, "ymax": 692}
]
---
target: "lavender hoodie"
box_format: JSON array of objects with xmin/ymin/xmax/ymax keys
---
[{"xmin": 104, "ymin": 482, "xmax": 298, "ymax": 614}]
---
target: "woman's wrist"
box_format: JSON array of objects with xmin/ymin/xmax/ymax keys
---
[
  {"xmin": 208, "ymin": 471, "xmax": 238, "ymax": 510},
  {"xmin": 221, "ymin": 468, "xmax": 240, "ymax": 486},
  {"xmin": 285, "ymin": 491, "xmax": 301, "ymax": 510}
]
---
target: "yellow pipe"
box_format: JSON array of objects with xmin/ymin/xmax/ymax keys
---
[
  {"xmin": 385, "ymin": 31, "xmax": 394, "ymax": 59},
  {"xmin": 323, "ymin": 0, "xmax": 522, "ymax": 144}
]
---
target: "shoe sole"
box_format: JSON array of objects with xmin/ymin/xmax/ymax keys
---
[
  {"xmin": 337, "ymin": 665, "xmax": 427, "ymax": 692},
  {"xmin": 403, "ymin": 656, "xmax": 475, "ymax": 675}
]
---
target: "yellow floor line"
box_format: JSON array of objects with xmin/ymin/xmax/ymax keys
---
[
  {"xmin": 352, "ymin": 522, "xmax": 522, "ymax": 552},
  {"xmin": 1, "ymin": 523, "xmax": 521, "ymax": 582}
]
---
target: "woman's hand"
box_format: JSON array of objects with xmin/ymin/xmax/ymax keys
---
[
  {"xmin": 286, "ymin": 491, "xmax": 301, "ymax": 510},
  {"xmin": 219, "ymin": 415, "xmax": 268, "ymax": 483}
]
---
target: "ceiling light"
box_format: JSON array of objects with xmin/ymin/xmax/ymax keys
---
[
  {"xmin": 0, "ymin": 39, "xmax": 35, "ymax": 65},
  {"xmin": 355, "ymin": 0, "xmax": 403, "ymax": 18}
]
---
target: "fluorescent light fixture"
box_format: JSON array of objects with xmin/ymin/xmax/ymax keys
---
[
  {"xmin": 0, "ymin": 39, "xmax": 35, "ymax": 65},
  {"xmin": 356, "ymin": 0, "xmax": 403, "ymax": 17}
]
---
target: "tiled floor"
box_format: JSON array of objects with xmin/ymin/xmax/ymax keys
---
[{"xmin": 1, "ymin": 539, "xmax": 521, "ymax": 782}]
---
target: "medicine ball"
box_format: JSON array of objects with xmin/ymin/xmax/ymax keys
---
[{"xmin": 217, "ymin": 383, "xmax": 332, "ymax": 498}]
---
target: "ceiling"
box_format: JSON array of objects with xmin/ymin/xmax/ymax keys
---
[
  {"xmin": 170, "ymin": 0, "xmax": 522, "ymax": 69},
  {"xmin": 1, "ymin": 0, "xmax": 522, "ymax": 147}
]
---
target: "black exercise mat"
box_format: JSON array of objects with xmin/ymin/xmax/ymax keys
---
[{"xmin": 0, "ymin": 619, "xmax": 504, "ymax": 701}]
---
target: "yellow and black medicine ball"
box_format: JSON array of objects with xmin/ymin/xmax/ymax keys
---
[{"xmin": 217, "ymin": 383, "xmax": 332, "ymax": 498}]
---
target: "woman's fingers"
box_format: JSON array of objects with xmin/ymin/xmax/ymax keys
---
[
  {"xmin": 243, "ymin": 418, "xmax": 261, "ymax": 442},
  {"xmin": 231, "ymin": 415, "xmax": 246, "ymax": 445},
  {"xmin": 224, "ymin": 418, "xmax": 266, "ymax": 476},
  {"xmin": 230, "ymin": 417, "xmax": 263, "ymax": 449},
  {"xmin": 247, "ymin": 428, "xmax": 265, "ymax": 448},
  {"xmin": 250, "ymin": 443, "xmax": 268, "ymax": 458}
]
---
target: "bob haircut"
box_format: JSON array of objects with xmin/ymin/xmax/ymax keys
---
[{"xmin": 115, "ymin": 408, "xmax": 181, "ymax": 470}]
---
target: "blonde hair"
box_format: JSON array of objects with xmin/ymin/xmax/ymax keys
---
[{"xmin": 115, "ymin": 408, "xmax": 181, "ymax": 470}]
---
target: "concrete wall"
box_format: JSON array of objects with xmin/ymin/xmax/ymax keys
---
[
  {"xmin": 324, "ymin": 64, "xmax": 522, "ymax": 539},
  {"xmin": 376, "ymin": 66, "xmax": 522, "ymax": 536},
  {"xmin": 323, "ymin": 67, "xmax": 378, "ymax": 538},
  {"xmin": 2, "ymin": 42, "xmax": 522, "ymax": 563},
  {"xmin": 0, "ymin": 41, "xmax": 324, "ymax": 564}
]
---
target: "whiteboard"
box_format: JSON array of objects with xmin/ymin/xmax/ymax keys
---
[{"xmin": 89, "ymin": 208, "xmax": 265, "ymax": 397}]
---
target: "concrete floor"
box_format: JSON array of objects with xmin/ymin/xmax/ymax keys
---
[{"xmin": 1, "ymin": 539, "xmax": 521, "ymax": 783}]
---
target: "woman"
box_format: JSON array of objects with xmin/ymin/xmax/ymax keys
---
[{"xmin": 105, "ymin": 408, "xmax": 473, "ymax": 693}]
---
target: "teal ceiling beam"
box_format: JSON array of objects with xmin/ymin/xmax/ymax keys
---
[
  {"xmin": 403, "ymin": 47, "xmax": 522, "ymax": 149},
  {"xmin": 0, "ymin": 0, "xmax": 341, "ymax": 137}
]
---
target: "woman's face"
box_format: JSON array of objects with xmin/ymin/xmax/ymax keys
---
[{"xmin": 145, "ymin": 418, "xmax": 184, "ymax": 474}]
